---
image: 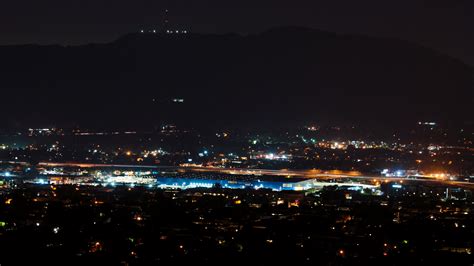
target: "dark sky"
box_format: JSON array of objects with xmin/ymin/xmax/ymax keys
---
[{"xmin": 0, "ymin": 0, "xmax": 473, "ymax": 65}]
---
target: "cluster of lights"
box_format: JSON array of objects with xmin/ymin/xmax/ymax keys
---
[
  {"xmin": 252, "ymin": 153, "xmax": 291, "ymax": 161},
  {"xmin": 35, "ymin": 178, "xmax": 48, "ymax": 185},
  {"xmin": 429, "ymin": 173, "xmax": 448, "ymax": 179},
  {"xmin": 198, "ymin": 150, "xmax": 209, "ymax": 157},
  {"xmin": 166, "ymin": 30, "xmax": 188, "ymax": 34},
  {"xmin": 139, "ymin": 29, "xmax": 189, "ymax": 34},
  {"xmin": 140, "ymin": 29, "xmax": 157, "ymax": 33},
  {"xmin": 105, "ymin": 175, "xmax": 156, "ymax": 185},
  {"xmin": 381, "ymin": 169, "xmax": 408, "ymax": 177},
  {"xmin": 418, "ymin": 122, "xmax": 437, "ymax": 126}
]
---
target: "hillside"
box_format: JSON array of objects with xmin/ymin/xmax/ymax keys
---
[{"xmin": 0, "ymin": 27, "xmax": 472, "ymax": 128}]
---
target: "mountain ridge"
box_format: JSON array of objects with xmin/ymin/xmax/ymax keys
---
[{"xmin": 0, "ymin": 27, "xmax": 472, "ymax": 128}]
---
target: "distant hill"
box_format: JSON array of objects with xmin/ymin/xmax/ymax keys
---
[{"xmin": 0, "ymin": 27, "xmax": 472, "ymax": 129}]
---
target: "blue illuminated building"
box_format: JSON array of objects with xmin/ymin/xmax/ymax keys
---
[{"xmin": 156, "ymin": 177, "xmax": 295, "ymax": 191}]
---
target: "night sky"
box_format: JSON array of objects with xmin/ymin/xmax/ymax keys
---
[{"xmin": 1, "ymin": 0, "xmax": 472, "ymax": 65}]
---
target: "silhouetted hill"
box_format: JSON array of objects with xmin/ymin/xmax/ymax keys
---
[{"xmin": 0, "ymin": 27, "xmax": 472, "ymax": 129}]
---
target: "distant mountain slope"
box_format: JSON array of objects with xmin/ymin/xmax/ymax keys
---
[{"xmin": 0, "ymin": 27, "xmax": 472, "ymax": 128}]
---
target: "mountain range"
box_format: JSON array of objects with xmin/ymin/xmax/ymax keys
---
[{"xmin": 0, "ymin": 27, "xmax": 472, "ymax": 129}]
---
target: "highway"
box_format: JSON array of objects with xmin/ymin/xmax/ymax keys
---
[{"xmin": 33, "ymin": 162, "xmax": 474, "ymax": 187}]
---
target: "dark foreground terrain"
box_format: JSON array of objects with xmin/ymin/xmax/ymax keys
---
[{"xmin": 0, "ymin": 182, "xmax": 472, "ymax": 265}]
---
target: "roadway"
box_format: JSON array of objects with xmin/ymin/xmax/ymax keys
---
[{"xmin": 33, "ymin": 162, "xmax": 474, "ymax": 187}]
